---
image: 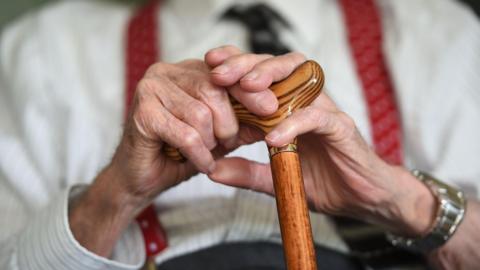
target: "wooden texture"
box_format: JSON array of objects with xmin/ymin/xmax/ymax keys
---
[
  {"xmin": 164, "ymin": 60, "xmax": 324, "ymax": 159},
  {"xmin": 271, "ymin": 151, "xmax": 317, "ymax": 270},
  {"xmin": 231, "ymin": 60, "xmax": 324, "ymax": 134}
]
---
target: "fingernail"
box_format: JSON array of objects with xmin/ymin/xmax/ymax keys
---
[
  {"xmin": 266, "ymin": 131, "xmax": 280, "ymax": 142},
  {"xmin": 211, "ymin": 65, "xmax": 230, "ymax": 75},
  {"xmin": 242, "ymin": 71, "xmax": 258, "ymax": 81}
]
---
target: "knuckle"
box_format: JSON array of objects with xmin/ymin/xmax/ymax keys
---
[
  {"xmin": 181, "ymin": 130, "xmax": 202, "ymax": 150},
  {"xmin": 227, "ymin": 53, "xmax": 263, "ymax": 67},
  {"xmin": 191, "ymin": 102, "xmax": 212, "ymax": 123},
  {"xmin": 256, "ymin": 58, "xmax": 284, "ymax": 76},
  {"xmin": 248, "ymin": 54, "xmax": 272, "ymax": 65},
  {"xmin": 338, "ymin": 112, "xmax": 355, "ymax": 129},
  {"xmin": 224, "ymin": 53, "xmax": 248, "ymax": 66},
  {"xmin": 250, "ymin": 54, "xmax": 273, "ymax": 66},
  {"xmin": 136, "ymin": 78, "xmax": 157, "ymax": 96},
  {"xmin": 335, "ymin": 111, "xmax": 357, "ymax": 138},
  {"xmin": 304, "ymin": 106, "xmax": 324, "ymax": 125},
  {"xmin": 145, "ymin": 62, "xmax": 167, "ymax": 76},
  {"xmin": 200, "ymin": 85, "xmax": 228, "ymax": 103}
]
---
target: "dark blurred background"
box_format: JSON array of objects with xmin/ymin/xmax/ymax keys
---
[
  {"xmin": 1, "ymin": 0, "xmax": 49, "ymax": 29},
  {"xmin": 0, "ymin": 0, "xmax": 479, "ymax": 31},
  {"xmin": 463, "ymin": 0, "xmax": 480, "ymax": 17},
  {"xmin": 0, "ymin": 0, "xmax": 133, "ymax": 29}
]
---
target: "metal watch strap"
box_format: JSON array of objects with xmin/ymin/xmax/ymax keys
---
[{"xmin": 386, "ymin": 170, "xmax": 466, "ymax": 253}]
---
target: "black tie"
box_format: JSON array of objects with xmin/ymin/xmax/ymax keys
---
[{"xmin": 222, "ymin": 4, "xmax": 291, "ymax": 55}]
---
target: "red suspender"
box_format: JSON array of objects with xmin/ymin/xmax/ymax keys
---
[
  {"xmin": 135, "ymin": 205, "xmax": 167, "ymax": 257},
  {"xmin": 125, "ymin": 0, "xmax": 168, "ymax": 260},
  {"xmin": 340, "ymin": 0, "xmax": 404, "ymax": 165},
  {"xmin": 125, "ymin": 0, "xmax": 161, "ymax": 118}
]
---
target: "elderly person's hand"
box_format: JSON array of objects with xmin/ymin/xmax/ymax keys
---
[
  {"xmin": 205, "ymin": 46, "xmax": 437, "ymax": 238},
  {"xmin": 206, "ymin": 46, "xmax": 480, "ymax": 270},
  {"xmin": 68, "ymin": 46, "xmax": 307, "ymax": 257}
]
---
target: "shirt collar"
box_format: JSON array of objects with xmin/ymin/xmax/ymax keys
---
[{"xmin": 167, "ymin": 0, "xmax": 322, "ymax": 45}]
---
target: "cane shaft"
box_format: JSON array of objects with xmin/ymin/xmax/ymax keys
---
[{"xmin": 270, "ymin": 145, "xmax": 317, "ymax": 270}]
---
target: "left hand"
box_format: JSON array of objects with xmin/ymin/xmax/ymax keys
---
[{"xmin": 206, "ymin": 46, "xmax": 436, "ymax": 237}]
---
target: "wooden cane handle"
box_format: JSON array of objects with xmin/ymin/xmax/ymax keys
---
[
  {"xmin": 163, "ymin": 60, "xmax": 324, "ymax": 160},
  {"xmin": 270, "ymin": 147, "xmax": 317, "ymax": 270}
]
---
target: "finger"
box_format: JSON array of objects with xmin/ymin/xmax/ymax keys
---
[
  {"xmin": 154, "ymin": 78, "xmax": 217, "ymax": 150},
  {"xmin": 157, "ymin": 157, "xmax": 197, "ymax": 190},
  {"xmin": 204, "ymin": 45, "xmax": 243, "ymax": 67},
  {"xmin": 160, "ymin": 111, "xmax": 216, "ymax": 174},
  {"xmin": 265, "ymin": 104, "xmax": 343, "ymax": 147},
  {"xmin": 194, "ymin": 80, "xmax": 239, "ymax": 142},
  {"xmin": 210, "ymin": 124, "xmax": 265, "ymax": 156},
  {"xmin": 134, "ymin": 98, "xmax": 216, "ymax": 174},
  {"xmin": 176, "ymin": 72, "xmax": 240, "ymax": 142},
  {"xmin": 208, "ymin": 157, "xmax": 274, "ymax": 194},
  {"xmin": 239, "ymin": 52, "xmax": 306, "ymax": 92},
  {"xmin": 210, "ymin": 53, "xmax": 273, "ymax": 87},
  {"xmin": 228, "ymin": 84, "xmax": 278, "ymax": 116}
]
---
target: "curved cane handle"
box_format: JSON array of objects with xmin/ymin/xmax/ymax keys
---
[{"xmin": 164, "ymin": 60, "xmax": 324, "ymax": 160}]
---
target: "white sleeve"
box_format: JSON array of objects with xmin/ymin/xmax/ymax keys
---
[
  {"xmin": 0, "ymin": 4, "xmax": 145, "ymax": 270},
  {"xmin": 0, "ymin": 186, "xmax": 145, "ymax": 270}
]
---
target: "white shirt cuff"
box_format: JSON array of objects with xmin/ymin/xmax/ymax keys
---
[{"xmin": 16, "ymin": 186, "xmax": 145, "ymax": 270}]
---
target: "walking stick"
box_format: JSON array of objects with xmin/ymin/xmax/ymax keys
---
[{"xmin": 164, "ymin": 60, "xmax": 324, "ymax": 270}]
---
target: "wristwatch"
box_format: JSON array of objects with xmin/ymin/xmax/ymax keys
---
[{"xmin": 386, "ymin": 170, "xmax": 467, "ymax": 253}]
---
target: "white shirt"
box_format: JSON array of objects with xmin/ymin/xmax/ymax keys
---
[{"xmin": 0, "ymin": 0, "xmax": 479, "ymax": 269}]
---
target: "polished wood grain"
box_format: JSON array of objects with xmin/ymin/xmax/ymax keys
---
[
  {"xmin": 271, "ymin": 151, "xmax": 317, "ymax": 270},
  {"xmin": 232, "ymin": 60, "xmax": 324, "ymax": 134},
  {"xmin": 164, "ymin": 60, "xmax": 324, "ymax": 160}
]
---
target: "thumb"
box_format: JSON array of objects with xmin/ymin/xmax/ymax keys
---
[{"xmin": 208, "ymin": 157, "xmax": 274, "ymax": 195}]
